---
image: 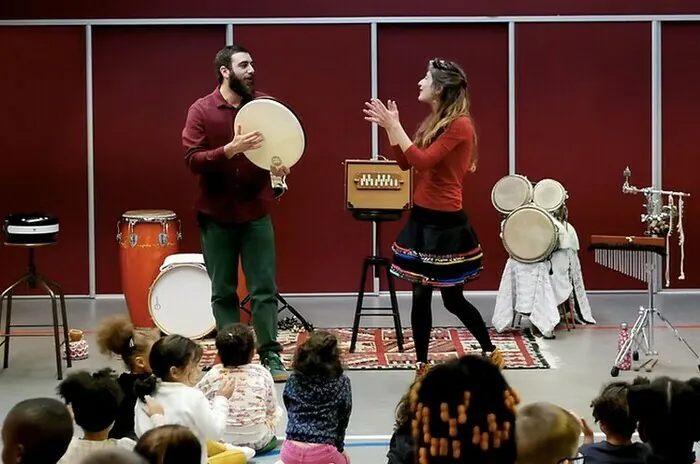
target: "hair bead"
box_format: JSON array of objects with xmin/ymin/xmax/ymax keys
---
[
  {"xmin": 452, "ymin": 440, "xmax": 461, "ymax": 459},
  {"xmin": 430, "ymin": 438, "xmax": 439, "ymax": 456},
  {"xmin": 439, "ymin": 438, "xmax": 449, "ymax": 456},
  {"xmin": 472, "ymin": 426, "xmax": 481, "ymax": 445},
  {"xmin": 440, "ymin": 403, "xmax": 450, "ymax": 422},
  {"xmin": 449, "ymin": 418, "xmax": 458, "ymax": 437},
  {"xmin": 480, "ymin": 432, "xmax": 489, "ymax": 451}
]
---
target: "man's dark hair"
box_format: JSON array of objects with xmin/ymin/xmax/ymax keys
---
[
  {"xmin": 216, "ymin": 323, "xmax": 255, "ymax": 367},
  {"xmin": 214, "ymin": 44, "xmax": 249, "ymax": 84},
  {"xmin": 591, "ymin": 381, "xmax": 636, "ymax": 438}
]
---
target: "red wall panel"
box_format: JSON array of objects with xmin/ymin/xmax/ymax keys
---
[
  {"xmin": 0, "ymin": 27, "xmax": 88, "ymax": 295},
  {"xmin": 92, "ymin": 26, "xmax": 226, "ymax": 294},
  {"xmin": 3, "ymin": 0, "xmax": 700, "ymax": 20},
  {"xmin": 515, "ymin": 23, "xmax": 651, "ymax": 291},
  {"xmin": 233, "ymin": 25, "xmax": 373, "ymax": 293},
  {"xmin": 377, "ymin": 24, "xmax": 510, "ymax": 291},
  {"xmin": 661, "ymin": 22, "xmax": 700, "ymax": 289}
]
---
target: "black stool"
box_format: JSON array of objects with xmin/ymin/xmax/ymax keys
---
[
  {"xmin": 0, "ymin": 213, "xmax": 71, "ymax": 380},
  {"xmin": 349, "ymin": 210, "xmax": 404, "ymax": 353}
]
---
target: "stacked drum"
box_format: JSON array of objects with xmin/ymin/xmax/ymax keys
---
[{"xmin": 491, "ymin": 175, "xmax": 571, "ymax": 263}]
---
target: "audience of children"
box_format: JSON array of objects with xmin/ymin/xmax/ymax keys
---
[
  {"xmin": 96, "ymin": 315, "xmax": 159, "ymax": 440},
  {"xmin": 196, "ymin": 323, "xmax": 284, "ymax": 453},
  {"xmin": 280, "ymin": 331, "xmax": 353, "ymax": 464},
  {"xmin": 57, "ymin": 368, "xmax": 136, "ymax": 463},
  {"xmin": 1, "ymin": 397, "xmax": 74, "ymax": 464},
  {"xmin": 131, "ymin": 334, "xmax": 251, "ymax": 464},
  {"xmin": 5, "ymin": 313, "xmax": 700, "ymax": 464}
]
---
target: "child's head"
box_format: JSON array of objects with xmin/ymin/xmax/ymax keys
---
[
  {"xmin": 216, "ymin": 323, "xmax": 255, "ymax": 367},
  {"xmin": 590, "ymin": 381, "xmax": 636, "ymax": 441},
  {"xmin": 292, "ymin": 331, "xmax": 343, "ymax": 379},
  {"xmin": 395, "ymin": 378, "xmax": 421, "ymax": 433},
  {"xmin": 134, "ymin": 424, "xmax": 202, "ymax": 464},
  {"xmin": 133, "ymin": 334, "xmax": 204, "ymax": 400},
  {"xmin": 1, "ymin": 398, "xmax": 73, "ymax": 464},
  {"xmin": 96, "ymin": 315, "xmax": 160, "ymax": 374},
  {"xmin": 84, "ymin": 449, "xmax": 148, "ymax": 464},
  {"xmin": 410, "ymin": 355, "xmax": 518, "ymax": 464},
  {"xmin": 57, "ymin": 368, "xmax": 123, "ymax": 435},
  {"xmin": 516, "ymin": 402, "xmax": 581, "ymax": 464},
  {"xmin": 627, "ymin": 375, "xmax": 700, "ymax": 460}
]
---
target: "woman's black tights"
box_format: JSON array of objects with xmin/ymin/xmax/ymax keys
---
[{"xmin": 411, "ymin": 283, "xmax": 496, "ymax": 363}]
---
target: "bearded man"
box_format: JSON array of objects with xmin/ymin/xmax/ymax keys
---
[{"xmin": 182, "ymin": 44, "xmax": 290, "ymax": 381}]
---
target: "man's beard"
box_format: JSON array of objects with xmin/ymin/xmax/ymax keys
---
[{"xmin": 228, "ymin": 74, "xmax": 254, "ymax": 100}]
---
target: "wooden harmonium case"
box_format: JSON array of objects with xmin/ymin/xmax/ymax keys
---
[{"xmin": 344, "ymin": 159, "xmax": 413, "ymax": 211}]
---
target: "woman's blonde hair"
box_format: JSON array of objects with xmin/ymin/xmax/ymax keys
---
[{"xmin": 414, "ymin": 58, "xmax": 478, "ymax": 172}]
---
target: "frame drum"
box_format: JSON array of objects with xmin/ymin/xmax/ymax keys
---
[
  {"xmin": 533, "ymin": 178, "xmax": 567, "ymax": 214},
  {"xmin": 501, "ymin": 205, "xmax": 559, "ymax": 263},
  {"xmin": 149, "ymin": 253, "xmax": 215, "ymax": 339},
  {"xmin": 234, "ymin": 97, "xmax": 306, "ymax": 171},
  {"xmin": 491, "ymin": 175, "xmax": 534, "ymax": 214}
]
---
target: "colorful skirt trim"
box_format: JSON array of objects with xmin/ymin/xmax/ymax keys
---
[{"xmin": 390, "ymin": 205, "xmax": 484, "ymax": 287}]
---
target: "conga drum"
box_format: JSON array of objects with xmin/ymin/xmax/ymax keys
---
[{"xmin": 117, "ymin": 209, "xmax": 182, "ymax": 329}]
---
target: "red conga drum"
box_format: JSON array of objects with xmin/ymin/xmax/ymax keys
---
[{"xmin": 117, "ymin": 209, "xmax": 182, "ymax": 329}]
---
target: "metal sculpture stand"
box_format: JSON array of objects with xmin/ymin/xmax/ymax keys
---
[{"xmin": 592, "ymin": 167, "xmax": 700, "ymax": 376}]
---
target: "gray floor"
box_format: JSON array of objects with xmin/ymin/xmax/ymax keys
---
[{"xmin": 2, "ymin": 292, "xmax": 700, "ymax": 462}]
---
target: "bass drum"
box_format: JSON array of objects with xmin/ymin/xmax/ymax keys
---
[
  {"xmin": 148, "ymin": 253, "xmax": 215, "ymax": 339},
  {"xmin": 501, "ymin": 205, "xmax": 559, "ymax": 263},
  {"xmin": 491, "ymin": 175, "xmax": 534, "ymax": 215}
]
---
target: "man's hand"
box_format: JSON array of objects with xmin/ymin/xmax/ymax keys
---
[
  {"xmin": 224, "ymin": 124, "xmax": 264, "ymax": 159},
  {"xmin": 270, "ymin": 165, "xmax": 290, "ymax": 177}
]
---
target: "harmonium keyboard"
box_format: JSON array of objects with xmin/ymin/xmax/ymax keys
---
[
  {"xmin": 344, "ymin": 159, "xmax": 413, "ymax": 211},
  {"xmin": 588, "ymin": 235, "xmax": 665, "ymax": 283}
]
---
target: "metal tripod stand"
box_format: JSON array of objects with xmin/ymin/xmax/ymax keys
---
[
  {"xmin": 610, "ymin": 251, "xmax": 700, "ymax": 376},
  {"xmin": 240, "ymin": 293, "xmax": 314, "ymax": 332}
]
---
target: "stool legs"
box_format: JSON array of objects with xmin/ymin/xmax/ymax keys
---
[
  {"xmin": 350, "ymin": 256, "xmax": 403, "ymax": 353},
  {"xmin": 0, "ymin": 253, "xmax": 71, "ymax": 380}
]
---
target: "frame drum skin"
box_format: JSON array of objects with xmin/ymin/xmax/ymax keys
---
[
  {"xmin": 491, "ymin": 174, "xmax": 534, "ymax": 214},
  {"xmin": 501, "ymin": 205, "xmax": 558, "ymax": 263}
]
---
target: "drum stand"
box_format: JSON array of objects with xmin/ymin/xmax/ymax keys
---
[{"xmin": 239, "ymin": 293, "xmax": 314, "ymax": 332}]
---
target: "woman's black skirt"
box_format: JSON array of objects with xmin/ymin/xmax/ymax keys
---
[{"xmin": 390, "ymin": 205, "xmax": 483, "ymax": 287}]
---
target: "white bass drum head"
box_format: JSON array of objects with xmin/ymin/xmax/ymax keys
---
[{"xmin": 149, "ymin": 264, "xmax": 215, "ymax": 339}]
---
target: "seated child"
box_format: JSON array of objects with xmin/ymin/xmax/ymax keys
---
[
  {"xmin": 1, "ymin": 397, "xmax": 74, "ymax": 464},
  {"xmin": 57, "ymin": 368, "xmax": 136, "ymax": 463},
  {"xmin": 516, "ymin": 402, "xmax": 582, "ymax": 464},
  {"xmin": 134, "ymin": 424, "xmax": 202, "ymax": 464},
  {"xmin": 132, "ymin": 334, "xmax": 252, "ymax": 464},
  {"xmin": 197, "ymin": 323, "xmax": 284, "ymax": 453},
  {"xmin": 627, "ymin": 375, "xmax": 700, "ymax": 464},
  {"xmin": 408, "ymin": 355, "xmax": 519, "ymax": 464},
  {"xmin": 280, "ymin": 331, "xmax": 352, "ymax": 464},
  {"xmin": 579, "ymin": 381, "xmax": 649, "ymax": 464},
  {"xmin": 82, "ymin": 448, "xmax": 148, "ymax": 464},
  {"xmin": 96, "ymin": 315, "xmax": 160, "ymax": 440},
  {"xmin": 387, "ymin": 379, "xmax": 419, "ymax": 464}
]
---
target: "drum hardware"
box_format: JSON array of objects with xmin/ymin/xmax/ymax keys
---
[
  {"xmin": 588, "ymin": 167, "xmax": 699, "ymax": 377},
  {"xmin": 239, "ymin": 293, "xmax": 314, "ymax": 332},
  {"xmin": 344, "ymin": 159, "xmax": 412, "ymax": 211},
  {"xmin": 234, "ymin": 97, "xmax": 306, "ymax": 172}
]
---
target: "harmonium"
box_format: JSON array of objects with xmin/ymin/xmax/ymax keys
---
[{"xmin": 344, "ymin": 159, "xmax": 413, "ymax": 211}]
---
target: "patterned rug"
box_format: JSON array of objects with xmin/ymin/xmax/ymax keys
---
[{"xmin": 199, "ymin": 327, "xmax": 551, "ymax": 370}]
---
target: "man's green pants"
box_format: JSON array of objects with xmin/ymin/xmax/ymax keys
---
[{"xmin": 198, "ymin": 213, "xmax": 282, "ymax": 359}]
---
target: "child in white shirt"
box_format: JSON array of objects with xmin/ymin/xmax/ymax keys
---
[
  {"xmin": 197, "ymin": 324, "xmax": 285, "ymax": 453},
  {"xmin": 57, "ymin": 368, "xmax": 135, "ymax": 464},
  {"xmin": 132, "ymin": 334, "xmax": 246, "ymax": 464}
]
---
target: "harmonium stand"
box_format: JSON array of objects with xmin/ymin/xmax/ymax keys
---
[
  {"xmin": 344, "ymin": 159, "xmax": 413, "ymax": 353},
  {"xmin": 589, "ymin": 235, "xmax": 700, "ymax": 376}
]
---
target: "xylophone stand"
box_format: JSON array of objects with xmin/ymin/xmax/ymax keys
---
[{"xmin": 610, "ymin": 253, "xmax": 700, "ymax": 376}]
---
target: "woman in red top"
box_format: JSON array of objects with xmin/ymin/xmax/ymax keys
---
[{"xmin": 364, "ymin": 58, "xmax": 503, "ymax": 375}]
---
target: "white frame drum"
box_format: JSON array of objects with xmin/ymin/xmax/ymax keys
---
[
  {"xmin": 532, "ymin": 178, "xmax": 568, "ymax": 216},
  {"xmin": 501, "ymin": 204, "xmax": 560, "ymax": 263},
  {"xmin": 491, "ymin": 174, "xmax": 534, "ymax": 215},
  {"xmin": 148, "ymin": 259, "xmax": 216, "ymax": 339}
]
